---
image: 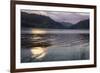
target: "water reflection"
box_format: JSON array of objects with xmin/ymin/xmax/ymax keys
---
[
  {"xmin": 32, "ymin": 29, "xmax": 46, "ymax": 34},
  {"xmin": 31, "ymin": 47, "xmax": 47, "ymax": 60},
  {"xmin": 21, "ymin": 28, "xmax": 89, "ymax": 63}
]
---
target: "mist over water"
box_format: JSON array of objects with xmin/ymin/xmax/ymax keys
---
[{"xmin": 21, "ymin": 29, "xmax": 89, "ymax": 63}]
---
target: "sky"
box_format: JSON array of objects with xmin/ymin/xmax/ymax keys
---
[{"xmin": 21, "ymin": 9, "xmax": 89, "ymax": 24}]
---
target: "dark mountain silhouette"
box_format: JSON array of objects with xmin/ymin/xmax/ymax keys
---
[
  {"xmin": 21, "ymin": 12, "xmax": 89, "ymax": 29},
  {"xmin": 60, "ymin": 22, "xmax": 73, "ymax": 29},
  {"xmin": 21, "ymin": 12, "xmax": 67, "ymax": 29},
  {"xmin": 71, "ymin": 19, "xmax": 89, "ymax": 29}
]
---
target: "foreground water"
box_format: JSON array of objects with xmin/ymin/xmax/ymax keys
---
[{"xmin": 21, "ymin": 29, "xmax": 89, "ymax": 63}]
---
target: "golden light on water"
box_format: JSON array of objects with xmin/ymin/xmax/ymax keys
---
[
  {"xmin": 31, "ymin": 29, "xmax": 47, "ymax": 60},
  {"xmin": 32, "ymin": 29, "xmax": 46, "ymax": 34},
  {"xmin": 31, "ymin": 47, "xmax": 47, "ymax": 60},
  {"xmin": 32, "ymin": 36, "xmax": 42, "ymax": 40}
]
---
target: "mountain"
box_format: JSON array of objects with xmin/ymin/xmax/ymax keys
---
[
  {"xmin": 21, "ymin": 12, "xmax": 89, "ymax": 29},
  {"xmin": 60, "ymin": 22, "xmax": 73, "ymax": 29},
  {"xmin": 21, "ymin": 12, "xmax": 67, "ymax": 29},
  {"xmin": 71, "ymin": 19, "xmax": 89, "ymax": 29}
]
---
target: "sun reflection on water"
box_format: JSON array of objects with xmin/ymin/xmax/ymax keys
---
[
  {"xmin": 31, "ymin": 29, "xmax": 47, "ymax": 60},
  {"xmin": 32, "ymin": 29, "xmax": 46, "ymax": 34},
  {"xmin": 31, "ymin": 47, "xmax": 47, "ymax": 60}
]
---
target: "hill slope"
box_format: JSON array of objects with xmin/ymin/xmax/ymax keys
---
[
  {"xmin": 21, "ymin": 12, "xmax": 67, "ymax": 29},
  {"xmin": 21, "ymin": 12, "xmax": 89, "ymax": 29},
  {"xmin": 71, "ymin": 19, "xmax": 89, "ymax": 29}
]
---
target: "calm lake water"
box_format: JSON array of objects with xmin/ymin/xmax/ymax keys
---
[{"xmin": 21, "ymin": 28, "xmax": 89, "ymax": 63}]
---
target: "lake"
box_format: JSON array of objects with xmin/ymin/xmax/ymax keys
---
[{"xmin": 21, "ymin": 28, "xmax": 89, "ymax": 63}]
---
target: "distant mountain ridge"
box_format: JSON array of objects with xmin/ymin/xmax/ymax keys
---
[
  {"xmin": 60, "ymin": 22, "xmax": 73, "ymax": 29},
  {"xmin": 70, "ymin": 19, "xmax": 89, "ymax": 29},
  {"xmin": 21, "ymin": 12, "xmax": 67, "ymax": 29},
  {"xmin": 21, "ymin": 12, "xmax": 89, "ymax": 29}
]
